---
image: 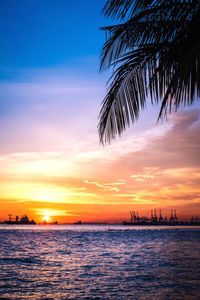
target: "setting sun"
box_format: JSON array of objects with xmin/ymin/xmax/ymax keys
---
[
  {"xmin": 39, "ymin": 209, "xmax": 56, "ymax": 223},
  {"xmin": 42, "ymin": 215, "xmax": 51, "ymax": 222},
  {"xmin": 32, "ymin": 208, "xmax": 70, "ymax": 223}
]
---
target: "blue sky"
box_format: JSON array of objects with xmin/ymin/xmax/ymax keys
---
[{"xmin": 0, "ymin": 0, "xmax": 106, "ymax": 73}]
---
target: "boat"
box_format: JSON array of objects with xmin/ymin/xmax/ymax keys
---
[{"xmin": 4, "ymin": 214, "xmax": 36, "ymax": 225}]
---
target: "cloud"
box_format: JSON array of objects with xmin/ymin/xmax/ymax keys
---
[
  {"xmin": 109, "ymin": 109, "xmax": 200, "ymax": 172},
  {"xmin": 105, "ymin": 110, "xmax": 200, "ymax": 206},
  {"xmin": 0, "ymin": 66, "xmax": 200, "ymax": 218},
  {"xmin": 83, "ymin": 180, "xmax": 120, "ymax": 192},
  {"xmin": 1, "ymin": 108, "xmax": 199, "ymax": 211}
]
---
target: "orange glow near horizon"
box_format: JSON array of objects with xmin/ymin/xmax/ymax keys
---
[{"xmin": 0, "ymin": 111, "xmax": 200, "ymax": 223}]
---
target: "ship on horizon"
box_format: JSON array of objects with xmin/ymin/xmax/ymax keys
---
[{"xmin": 4, "ymin": 214, "xmax": 36, "ymax": 225}]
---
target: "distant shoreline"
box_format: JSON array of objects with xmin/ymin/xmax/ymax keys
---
[{"xmin": 0, "ymin": 223, "xmax": 200, "ymax": 228}]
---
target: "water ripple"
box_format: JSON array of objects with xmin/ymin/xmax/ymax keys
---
[{"xmin": 0, "ymin": 226, "xmax": 200, "ymax": 299}]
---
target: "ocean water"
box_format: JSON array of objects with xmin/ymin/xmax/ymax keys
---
[{"xmin": 0, "ymin": 225, "xmax": 200, "ymax": 300}]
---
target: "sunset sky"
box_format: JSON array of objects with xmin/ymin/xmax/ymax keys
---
[{"xmin": 0, "ymin": 0, "xmax": 200, "ymax": 223}]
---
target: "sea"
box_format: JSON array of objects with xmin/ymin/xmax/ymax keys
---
[{"xmin": 0, "ymin": 225, "xmax": 200, "ymax": 300}]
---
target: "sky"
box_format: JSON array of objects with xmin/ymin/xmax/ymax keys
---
[{"xmin": 0, "ymin": 0, "xmax": 200, "ymax": 223}]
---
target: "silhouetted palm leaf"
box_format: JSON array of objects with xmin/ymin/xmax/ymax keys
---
[{"xmin": 99, "ymin": 0, "xmax": 200, "ymax": 144}]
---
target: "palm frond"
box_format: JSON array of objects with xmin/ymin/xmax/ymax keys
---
[
  {"xmin": 99, "ymin": 0, "xmax": 200, "ymax": 144},
  {"xmin": 103, "ymin": 0, "xmax": 156, "ymax": 20}
]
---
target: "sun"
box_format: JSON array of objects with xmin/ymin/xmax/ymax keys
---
[
  {"xmin": 41, "ymin": 210, "xmax": 54, "ymax": 223},
  {"xmin": 34, "ymin": 208, "xmax": 69, "ymax": 223},
  {"xmin": 43, "ymin": 215, "xmax": 51, "ymax": 222}
]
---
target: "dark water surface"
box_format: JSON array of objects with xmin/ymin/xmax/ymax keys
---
[{"xmin": 0, "ymin": 225, "xmax": 200, "ymax": 299}]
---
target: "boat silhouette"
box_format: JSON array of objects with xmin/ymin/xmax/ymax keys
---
[{"xmin": 4, "ymin": 214, "xmax": 36, "ymax": 225}]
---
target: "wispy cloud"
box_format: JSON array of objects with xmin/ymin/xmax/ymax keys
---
[{"xmin": 83, "ymin": 180, "xmax": 120, "ymax": 192}]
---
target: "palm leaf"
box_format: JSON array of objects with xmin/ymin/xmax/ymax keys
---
[{"xmin": 99, "ymin": 0, "xmax": 200, "ymax": 143}]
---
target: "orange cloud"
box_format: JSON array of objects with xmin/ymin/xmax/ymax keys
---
[{"xmin": 0, "ymin": 109, "xmax": 199, "ymax": 222}]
